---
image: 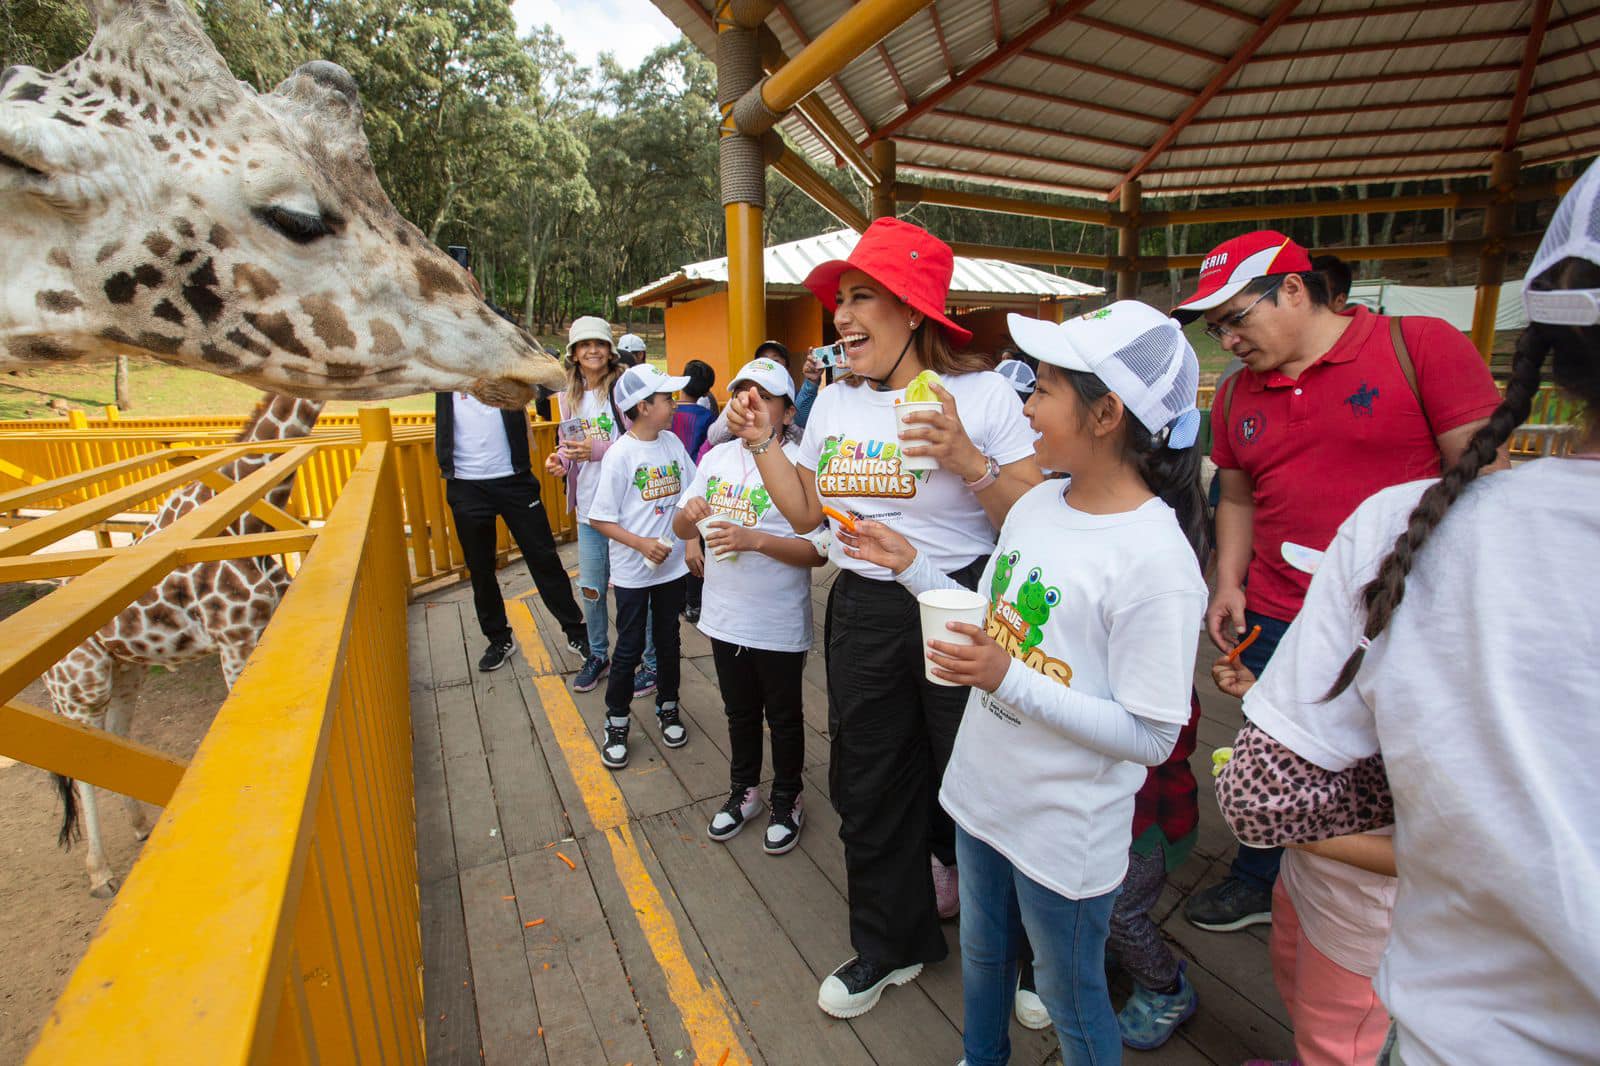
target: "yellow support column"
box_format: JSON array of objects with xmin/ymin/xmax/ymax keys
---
[
  {"xmin": 1117, "ymin": 181, "xmax": 1142, "ymax": 301},
  {"xmin": 726, "ymin": 201, "xmax": 766, "ymax": 369},
  {"xmin": 718, "ymin": 2, "xmax": 772, "ymax": 373},
  {"xmin": 871, "ymin": 141, "xmax": 897, "ymax": 221},
  {"xmin": 1470, "ymin": 150, "xmax": 1521, "ymax": 361}
]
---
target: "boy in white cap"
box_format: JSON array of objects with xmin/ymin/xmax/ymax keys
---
[{"xmin": 587, "ymin": 364, "xmax": 697, "ymax": 769}]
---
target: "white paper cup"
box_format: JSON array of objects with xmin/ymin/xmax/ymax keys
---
[
  {"xmin": 894, "ymin": 401, "xmax": 943, "ymax": 471},
  {"xmin": 641, "ymin": 534, "xmax": 675, "ymax": 571},
  {"xmin": 917, "ymin": 587, "xmax": 988, "ymax": 686},
  {"xmin": 696, "ymin": 514, "xmax": 738, "ymax": 562}
]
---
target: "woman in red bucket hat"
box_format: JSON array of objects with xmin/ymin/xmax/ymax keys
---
[{"xmin": 725, "ymin": 217, "xmax": 1045, "ymax": 1017}]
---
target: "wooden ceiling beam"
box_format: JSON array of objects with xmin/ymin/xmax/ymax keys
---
[
  {"xmin": 1114, "ymin": 0, "xmax": 1305, "ymax": 198},
  {"xmin": 928, "ymin": 107, "xmax": 1146, "ymax": 154},
  {"xmin": 1146, "ymin": 167, "xmax": 1487, "ymax": 194},
  {"xmin": 1504, "ymin": 0, "xmax": 1554, "ymax": 151},
  {"xmin": 1218, "ymin": 63, "xmax": 1519, "ymax": 97},
  {"xmin": 897, "ymin": 134, "xmax": 1126, "ymax": 177},
  {"xmin": 896, "ymin": 162, "xmax": 1108, "ymax": 200},
  {"xmin": 863, "ymin": 0, "xmax": 1099, "ymax": 147},
  {"xmin": 1548, "ymin": 7, "xmax": 1600, "ymax": 32},
  {"xmin": 972, "ymin": 78, "xmax": 1169, "ymax": 126},
  {"xmin": 1190, "ymin": 93, "xmax": 1508, "ymax": 126},
  {"xmin": 1017, "ymin": 49, "xmax": 1199, "ymax": 97},
  {"xmin": 876, "ymin": 40, "xmax": 912, "ymax": 106},
  {"xmin": 1148, "ymin": 144, "xmax": 1499, "ymax": 177},
  {"xmin": 1544, "ymin": 38, "xmax": 1600, "ymax": 65},
  {"xmin": 1520, "ymin": 120, "xmax": 1600, "ymax": 151},
  {"xmin": 1284, "ymin": 0, "xmax": 1515, "ymax": 26},
  {"xmin": 1524, "ymin": 95, "xmax": 1600, "ymax": 126},
  {"xmin": 1178, "ymin": 0, "xmax": 1257, "ymax": 25},
  {"xmin": 1252, "ymin": 29, "xmax": 1522, "ymax": 64},
  {"xmin": 928, "ymin": 3, "xmax": 955, "ymax": 78},
  {"xmin": 1170, "ymin": 121, "xmax": 1502, "ymax": 153},
  {"xmin": 1065, "ymin": 14, "xmax": 1230, "ymax": 64}
]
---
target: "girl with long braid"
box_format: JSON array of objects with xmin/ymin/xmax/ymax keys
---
[{"xmin": 1214, "ymin": 162, "xmax": 1600, "ymax": 1065}]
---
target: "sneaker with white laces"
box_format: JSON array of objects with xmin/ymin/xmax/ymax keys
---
[
  {"xmin": 764, "ymin": 794, "xmax": 804, "ymax": 855},
  {"xmin": 932, "ymin": 854, "xmax": 959, "ymax": 919},
  {"xmin": 633, "ymin": 665, "xmax": 658, "ymax": 699},
  {"xmin": 565, "ymin": 633, "xmax": 590, "ymax": 657},
  {"xmin": 573, "ymin": 654, "xmax": 609, "ymax": 693},
  {"xmin": 656, "ymin": 701, "xmax": 688, "ymax": 748},
  {"xmin": 478, "ymin": 637, "xmax": 515, "ymax": 672},
  {"xmin": 707, "ymin": 786, "xmax": 764, "ymax": 842},
  {"xmin": 1117, "ymin": 961, "xmax": 1197, "ymax": 1050},
  {"xmin": 600, "ymin": 716, "xmax": 630, "ymax": 769},
  {"xmin": 817, "ymin": 955, "xmax": 923, "ymax": 1019}
]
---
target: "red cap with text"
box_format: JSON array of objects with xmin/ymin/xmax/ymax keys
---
[{"xmin": 1172, "ymin": 230, "xmax": 1313, "ymax": 322}]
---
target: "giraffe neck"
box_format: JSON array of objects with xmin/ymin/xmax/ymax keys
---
[{"xmin": 143, "ymin": 395, "xmax": 325, "ymax": 537}]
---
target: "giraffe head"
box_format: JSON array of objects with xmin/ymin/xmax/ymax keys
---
[{"xmin": 0, "ymin": 0, "xmax": 564, "ymax": 407}]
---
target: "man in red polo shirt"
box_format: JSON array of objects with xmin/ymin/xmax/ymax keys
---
[{"xmin": 1174, "ymin": 230, "xmax": 1504, "ymax": 933}]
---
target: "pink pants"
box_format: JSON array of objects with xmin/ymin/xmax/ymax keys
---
[{"xmin": 1270, "ymin": 879, "xmax": 1391, "ymax": 1066}]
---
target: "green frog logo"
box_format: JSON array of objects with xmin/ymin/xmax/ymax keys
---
[
  {"xmin": 632, "ymin": 466, "xmax": 650, "ymax": 491},
  {"xmin": 595, "ymin": 411, "xmax": 615, "ymax": 436},
  {"xmin": 1014, "ymin": 567, "xmax": 1061, "ymax": 654},
  {"xmin": 991, "ymin": 550, "xmax": 1019, "ymax": 604},
  {"xmin": 749, "ymin": 486, "xmax": 772, "ymax": 520}
]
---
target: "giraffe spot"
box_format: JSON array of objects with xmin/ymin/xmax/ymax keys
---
[
  {"xmin": 104, "ymin": 273, "xmax": 137, "ymax": 303},
  {"xmin": 242, "ymin": 312, "xmax": 311, "ymax": 359},
  {"xmin": 200, "ymin": 343, "xmax": 240, "ymax": 368},
  {"xmin": 36, "ymin": 290, "xmax": 83, "ymax": 314},
  {"xmin": 175, "ymin": 250, "xmax": 197, "ymax": 266},
  {"xmin": 325, "ymin": 362, "xmax": 364, "ymax": 380},
  {"xmin": 95, "ymin": 240, "xmax": 123, "ymax": 264},
  {"xmin": 135, "ymin": 331, "xmax": 183, "ymax": 356},
  {"xmin": 107, "ymin": 76, "xmax": 123, "ymax": 98},
  {"xmin": 140, "ymin": 102, "xmax": 157, "ymax": 122},
  {"xmin": 225, "ymin": 328, "xmax": 271, "ymax": 359},
  {"xmin": 127, "ymin": 88, "xmax": 140, "ymax": 107},
  {"xmin": 301, "ymin": 294, "xmax": 357, "ymax": 350},
  {"xmin": 174, "ymin": 218, "xmax": 195, "ymax": 239},
  {"xmin": 10, "ymin": 82, "xmax": 47, "ymax": 103},
  {"xmin": 47, "ymin": 248, "xmax": 71, "ymax": 270},
  {"xmin": 163, "ymin": 110, "xmax": 176, "ymax": 125},
  {"xmin": 11, "ymin": 337, "xmax": 81, "ymax": 360},
  {"xmin": 149, "ymin": 133, "xmax": 169, "ymax": 151},
  {"xmin": 395, "ymin": 227, "xmax": 411, "ymax": 247},
  {"xmin": 144, "ymin": 233, "xmax": 174, "ymax": 257},
  {"xmin": 100, "ymin": 326, "xmax": 136, "ymax": 346},
  {"xmin": 414, "ymin": 255, "xmax": 467, "ymax": 299},
  {"xmin": 182, "ymin": 258, "xmax": 224, "ymax": 324},
  {"xmin": 145, "ymin": 604, "xmax": 177, "ymax": 630},
  {"xmin": 233, "ymin": 264, "xmax": 280, "ymax": 300},
  {"xmin": 172, "ymin": 632, "xmax": 196, "ymax": 653},
  {"xmin": 152, "ymin": 298, "xmax": 185, "ymax": 325},
  {"xmin": 101, "ymin": 108, "xmax": 128, "ymax": 128},
  {"xmin": 208, "ymin": 224, "xmax": 234, "ymax": 250},
  {"xmin": 368, "ymin": 318, "xmax": 403, "ymax": 358},
  {"xmin": 51, "ymin": 110, "xmax": 85, "ymax": 127}
]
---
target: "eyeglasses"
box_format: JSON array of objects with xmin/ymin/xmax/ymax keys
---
[{"xmin": 1203, "ymin": 278, "xmax": 1284, "ymax": 341}]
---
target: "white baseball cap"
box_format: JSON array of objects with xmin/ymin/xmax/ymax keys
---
[
  {"xmin": 1006, "ymin": 302, "xmax": 1201, "ymax": 448},
  {"xmin": 1524, "ymin": 159, "xmax": 1600, "ymax": 325},
  {"xmin": 995, "ymin": 358, "xmax": 1036, "ymax": 394},
  {"xmin": 618, "ymin": 333, "xmax": 647, "ymax": 354},
  {"xmin": 613, "ymin": 364, "xmax": 690, "ymax": 412},
  {"xmin": 729, "ymin": 356, "xmax": 795, "ymax": 400},
  {"xmin": 567, "ymin": 316, "xmax": 613, "ymax": 355}
]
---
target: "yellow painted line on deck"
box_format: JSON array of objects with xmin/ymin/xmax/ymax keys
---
[{"xmin": 508, "ymin": 597, "xmax": 750, "ymax": 1066}]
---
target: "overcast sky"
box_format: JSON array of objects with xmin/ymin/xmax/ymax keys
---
[{"xmin": 511, "ymin": 0, "xmax": 682, "ymax": 72}]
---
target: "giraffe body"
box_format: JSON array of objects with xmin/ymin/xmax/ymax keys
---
[
  {"xmin": 0, "ymin": 0, "xmax": 563, "ymax": 407},
  {"xmin": 43, "ymin": 393, "xmax": 322, "ymax": 896}
]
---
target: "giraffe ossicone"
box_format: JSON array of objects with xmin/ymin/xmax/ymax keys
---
[{"xmin": 0, "ymin": 0, "xmax": 564, "ymax": 407}]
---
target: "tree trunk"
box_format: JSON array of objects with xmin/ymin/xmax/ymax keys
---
[{"xmin": 114, "ymin": 354, "xmax": 132, "ymax": 410}]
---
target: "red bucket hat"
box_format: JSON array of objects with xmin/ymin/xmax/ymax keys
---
[
  {"xmin": 802, "ymin": 218, "xmax": 974, "ymax": 346},
  {"xmin": 1172, "ymin": 230, "xmax": 1313, "ymax": 323}
]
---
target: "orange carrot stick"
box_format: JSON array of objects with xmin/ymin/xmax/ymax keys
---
[
  {"xmin": 556, "ymin": 851, "xmax": 576, "ymax": 871},
  {"xmin": 821, "ymin": 506, "xmax": 856, "ymax": 533},
  {"xmin": 523, "ymin": 919, "xmax": 545, "ymax": 928},
  {"xmin": 1223, "ymin": 624, "xmax": 1263, "ymax": 664}
]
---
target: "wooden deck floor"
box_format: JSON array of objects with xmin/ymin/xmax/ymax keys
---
[{"xmin": 409, "ymin": 545, "xmax": 1298, "ymax": 1065}]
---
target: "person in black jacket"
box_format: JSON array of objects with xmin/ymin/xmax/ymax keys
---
[{"xmin": 436, "ymin": 391, "xmax": 589, "ymax": 670}]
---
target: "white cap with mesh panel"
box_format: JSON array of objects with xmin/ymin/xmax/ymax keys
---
[
  {"xmin": 1006, "ymin": 303, "xmax": 1202, "ymax": 449},
  {"xmin": 617, "ymin": 333, "xmax": 647, "ymax": 354},
  {"xmin": 1524, "ymin": 159, "xmax": 1600, "ymax": 326},
  {"xmin": 613, "ymin": 364, "xmax": 690, "ymax": 413}
]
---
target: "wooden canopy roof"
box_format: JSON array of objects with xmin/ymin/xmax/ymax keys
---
[{"xmin": 654, "ymin": 0, "xmax": 1599, "ymax": 200}]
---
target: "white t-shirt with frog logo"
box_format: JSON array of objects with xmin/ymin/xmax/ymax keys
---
[
  {"xmin": 795, "ymin": 371, "xmax": 1038, "ymax": 580},
  {"xmin": 940, "ymin": 480, "xmax": 1206, "ymax": 900},
  {"xmin": 686, "ymin": 440, "xmax": 822, "ymax": 653},
  {"xmin": 558, "ymin": 388, "xmax": 620, "ymax": 519},
  {"xmin": 588, "ymin": 431, "xmax": 694, "ymax": 589}
]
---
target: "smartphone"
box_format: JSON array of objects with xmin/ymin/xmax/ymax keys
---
[
  {"xmin": 811, "ymin": 342, "xmax": 850, "ymax": 371},
  {"xmin": 557, "ymin": 417, "xmax": 586, "ymax": 443}
]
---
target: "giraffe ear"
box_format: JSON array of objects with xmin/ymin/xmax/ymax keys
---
[{"xmin": 270, "ymin": 61, "xmax": 366, "ymax": 151}]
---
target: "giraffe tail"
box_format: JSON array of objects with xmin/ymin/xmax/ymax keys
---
[{"xmin": 53, "ymin": 774, "xmax": 82, "ymax": 849}]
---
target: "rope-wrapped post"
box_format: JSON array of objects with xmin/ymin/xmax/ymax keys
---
[
  {"xmin": 1470, "ymin": 150, "xmax": 1521, "ymax": 361},
  {"xmin": 871, "ymin": 141, "xmax": 897, "ymax": 220},
  {"xmin": 717, "ymin": 1, "xmax": 773, "ymax": 378}
]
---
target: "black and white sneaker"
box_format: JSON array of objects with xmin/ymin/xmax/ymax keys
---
[
  {"xmin": 600, "ymin": 716, "xmax": 631, "ymax": 770},
  {"xmin": 707, "ymin": 786, "xmax": 764, "ymax": 842},
  {"xmin": 764, "ymin": 794, "xmax": 804, "ymax": 855},
  {"xmin": 656, "ymin": 701, "xmax": 688, "ymax": 748},
  {"xmin": 478, "ymin": 637, "xmax": 515, "ymax": 672},
  {"xmin": 565, "ymin": 633, "xmax": 590, "ymax": 657},
  {"xmin": 817, "ymin": 955, "xmax": 923, "ymax": 1019}
]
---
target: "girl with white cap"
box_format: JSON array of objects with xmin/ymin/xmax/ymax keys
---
[
  {"xmin": 847, "ymin": 300, "xmax": 1209, "ymax": 1064},
  {"xmin": 1216, "ymin": 161, "xmax": 1600, "ymax": 1066}
]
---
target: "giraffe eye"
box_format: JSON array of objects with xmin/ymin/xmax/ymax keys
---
[{"xmin": 255, "ymin": 204, "xmax": 338, "ymax": 243}]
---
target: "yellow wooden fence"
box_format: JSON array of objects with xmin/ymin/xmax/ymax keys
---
[{"xmin": 2, "ymin": 410, "xmax": 420, "ymax": 1063}]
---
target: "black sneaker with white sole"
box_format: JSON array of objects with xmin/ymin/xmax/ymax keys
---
[
  {"xmin": 707, "ymin": 786, "xmax": 763, "ymax": 842},
  {"xmin": 817, "ymin": 955, "xmax": 924, "ymax": 1018},
  {"xmin": 656, "ymin": 701, "xmax": 688, "ymax": 748},
  {"xmin": 763, "ymin": 794, "xmax": 804, "ymax": 855},
  {"xmin": 478, "ymin": 637, "xmax": 515, "ymax": 672},
  {"xmin": 600, "ymin": 716, "xmax": 630, "ymax": 770},
  {"xmin": 565, "ymin": 633, "xmax": 590, "ymax": 657},
  {"xmin": 1183, "ymin": 876, "xmax": 1273, "ymax": 932}
]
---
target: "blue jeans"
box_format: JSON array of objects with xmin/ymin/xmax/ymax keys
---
[
  {"xmin": 1228, "ymin": 608, "xmax": 1293, "ymax": 892},
  {"xmin": 957, "ymin": 827, "xmax": 1121, "ymax": 1065},
  {"xmin": 576, "ymin": 521, "xmax": 654, "ymax": 668}
]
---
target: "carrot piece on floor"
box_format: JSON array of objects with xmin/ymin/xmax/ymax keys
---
[{"xmin": 556, "ymin": 851, "xmax": 576, "ymax": 870}]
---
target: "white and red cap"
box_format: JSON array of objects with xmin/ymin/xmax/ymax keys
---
[
  {"xmin": 729, "ymin": 356, "xmax": 795, "ymax": 401},
  {"xmin": 1172, "ymin": 230, "xmax": 1313, "ymax": 323}
]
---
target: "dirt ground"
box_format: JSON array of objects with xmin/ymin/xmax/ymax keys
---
[{"xmin": 0, "ymin": 581, "xmax": 228, "ymax": 1062}]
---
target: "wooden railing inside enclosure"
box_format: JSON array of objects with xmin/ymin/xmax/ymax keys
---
[{"xmin": 4, "ymin": 410, "xmax": 422, "ymax": 1064}]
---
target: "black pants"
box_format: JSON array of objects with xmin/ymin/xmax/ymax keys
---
[
  {"xmin": 710, "ymin": 638, "xmax": 806, "ymax": 804},
  {"xmin": 606, "ymin": 577, "xmax": 687, "ymax": 717},
  {"xmin": 445, "ymin": 473, "xmax": 585, "ymax": 646},
  {"xmin": 824, "ymin": 558, "xmax": 985, "ymax": 969}
]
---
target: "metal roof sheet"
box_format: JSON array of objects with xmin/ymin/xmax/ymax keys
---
[
  {"xmin": 618, "ymin": 227, "xmax": 1104, "ymax": 306},
  {"xmin": 654, "ymin": 0, "xmax": 1600, "ymax": 200}
]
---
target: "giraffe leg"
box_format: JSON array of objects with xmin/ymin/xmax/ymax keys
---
[
  {"xmin": 76, "ymin": 778, "xmax": 120, "ymax": 898},
  {"xmin": 104, "ymin": 662, "xmax": 153, "ymax": 841}
]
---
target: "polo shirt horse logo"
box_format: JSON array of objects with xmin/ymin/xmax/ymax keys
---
[
  {"xmin": 1237, "ymin": 411, "xmax": 1265, "ymax": 445},
  {"xmin": 1345, "ymin": 383, "xmax": 1380, "ymax": 417}
]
